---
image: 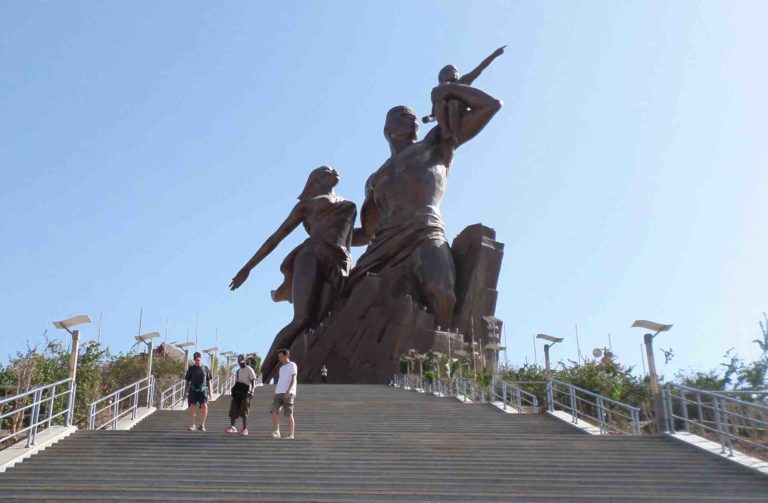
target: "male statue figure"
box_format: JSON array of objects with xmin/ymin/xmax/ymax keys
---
[{"xmin": 350, "ymin": 80, "xmax": 502, "ymax": 329}]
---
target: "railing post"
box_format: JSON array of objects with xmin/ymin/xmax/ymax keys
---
[
  {"xmin": 502, "ymin": 382, "xmax": 507, "ymax": 411},
  {"xmin": 632, "ymin": 409, "xmax": 640, "ymax": 435},
  {"xmin": 111, "ymin": 394, "xmax": 120, "ymax": 431},
  {"xmin": 515, "ymin": 387, "xmax": 522, "ymax": 410},
  {"xmin": 132, "ymin": 382, "xmax": 139, "ymax": 420},
  {"xmin": 46, "ymin": 384, "xmax": 57, "ymax": 430},
  {"xmin": 696, "ymin": 392, "xmax": 704, "ymax": 430},
  {"xmin": 680, "ymin": 390, "xmax": 690, "ymax": 433},
  {"xmin": 569, "ymin": 385, "xmax": 577, "ymax": 424},
  {"xmin": 720, "ymin": 399, "xmax": 734, "ymax": 457},
  {"xmin": 713, "ymin": 396, "xmax": 726, "ymax": 454},
  {"xmin": 663, "ymin": 384, "xmax": 674, "ymax": 433},
  {"xmin": 88, "ymin": 403, "xmax": 95, "ymax": 430},
  {"xmin": 26, "ymin": 388, "xmax": 43, "ymax": 447},
  {"xmin": 597, "ymin": 396, "xmax": 606, "ymax": 434}
]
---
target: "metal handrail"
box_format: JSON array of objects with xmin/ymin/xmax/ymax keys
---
[
  {"xmin": 393, "ymin": 374, "xmax": 485, "ymax": 402},
  {"xmin": 490, "ymin": 377, "xmax": 539, "ymax": 412},
  {"xmin": 0, "ymin": 378, "xmax": 75, "ymax": 448},
  {"xmin": 158, "ymin": 379, "xmax": 186, "ymax": 410},
  {"xmin": 547, "ymin": 378, "xmax": 641, "ymax": 436},
  {"xmin": 87, "ymin": 376, "xmax": 154, "ymax": 430},
  {"xmin": 664, "ymin": 383, "xmax": 768, "ymax": 457}
]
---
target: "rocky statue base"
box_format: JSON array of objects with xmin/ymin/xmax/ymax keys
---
[{"xmin": 289, "ymin": 223, "xmax": 504, "ymax": 383}]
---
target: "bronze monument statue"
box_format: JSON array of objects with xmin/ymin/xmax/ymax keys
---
[
  {"xmin": 231, "ymin": 48, "xmax": 507, "ymax": 383},
  {"xmin": 229, "ymin": 166, "xmax": 356, "ymax": 381}
]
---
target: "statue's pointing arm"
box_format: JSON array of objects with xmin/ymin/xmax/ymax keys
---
[{"xmin": 229, "ymin": 202, "xmax": 306, "ymax": 291}]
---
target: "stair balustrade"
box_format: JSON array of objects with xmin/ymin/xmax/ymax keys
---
[
  {"xmin": 664, "ymin": 383, "xmax": 768, "ymax": 458},
  {"xmin": 0, "ymin": 378, "xmax": 75, "ymax": 448},
  {"xmin": 490, "ymin": 377, "xmax": 539, "ymax": 412},
  {"xmin": 546, "ymin": 378, "xmax": 641, "ymax": 435},
  {"xmin": 87, "ymin": 376, "xmax": 154, "ymax": 430},
  {"xmin": 158, "ymin": 379, "xmax": 186, "ymax": 410}
]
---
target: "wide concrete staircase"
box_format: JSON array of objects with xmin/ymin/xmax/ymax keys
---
[{"xmin": 1, "ymin": 384, "xmax": 767, "ymax": 502}]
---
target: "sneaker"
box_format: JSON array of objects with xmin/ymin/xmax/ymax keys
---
[
  {"xmin": 270, "ymin": 430, "xmax": 281, "ymax": 439},
  {"xmin": 240, "ymin": 428, "xmax": 249, "ymax": 436},
  {"xmin": 224, "ymin": 426, "xmax": 237, "ymax": 434},
  {"xmin": 188, "ymin": 425, "xmax": 196, "ymax": 431},
  {"xmin": 198, "ymin": 425, "xmax": 206, "ymax": 432},
  {"xmin": 283, "ymin": 434, "xmax": 294, "ymax": 440}
]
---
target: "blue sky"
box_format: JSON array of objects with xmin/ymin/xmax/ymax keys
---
[{"xmin": 1, "ymin": 1, "xmax": 766, "ymax": 379}]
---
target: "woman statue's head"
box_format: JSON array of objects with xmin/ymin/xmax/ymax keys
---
[{"xmin": 298, "ymin": 165, "xmax": 339, "ymax": 199}]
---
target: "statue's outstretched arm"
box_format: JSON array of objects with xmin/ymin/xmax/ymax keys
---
[
  {"xmin": 458, "ymin": 45, "xmax": 506, "ymax": 85},
  {"xmin": 352, "ymin": 188, "xmax": 378, "ymax": 247},
  {"xmin": 431, "ymin": 83, "xmax": 502, "ymax": 148},
  {"xmin": 229, "ymin": 202, "xmax": 306, "ymax": 290}
]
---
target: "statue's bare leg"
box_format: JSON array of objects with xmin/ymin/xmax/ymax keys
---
[
  {"xmin": 413, "ymin": 240, "xmax": 456, "ymax": 329},
  {"xmin": 261, "ymin": 253, "xmax": 321, "ymax": 381}
]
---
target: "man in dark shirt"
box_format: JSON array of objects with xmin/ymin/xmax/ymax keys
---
[{"xmin": 183, "ymin": 352, "xmax": 212, "ymax": 431}]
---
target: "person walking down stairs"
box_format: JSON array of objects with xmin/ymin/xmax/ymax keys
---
[
  {"xmin": 225, "ymin": 354, "xmax": 258, "ymax": 436},
  {"xmin": 271, "ymin": 349, "xmax": 297, "ymax": 439},
  {"xmin": 183, "ymin": 351, "xmax": 212, "ymax": 431}
]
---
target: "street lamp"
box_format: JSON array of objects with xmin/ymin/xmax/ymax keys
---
[
  {"xmin": 135, "ymin": 332, "xmax": 160, "ymax": 380},
  {"xmin": 632, "ymin": 319, "xmax": 673, "ymax": 434},
  {"xmin": 202, "ymin": 346, "xmax": 219, "ymax": 372},
  {"xmin": 536, "ymin": 333, "xmax": 564, "ymax": 377},
  {"xmin": 53, "ymin": 315, "xmax": 92, "ymax": 426},
  {"xmin": 174, "ymin": 341, "xmax": 194, "ymax": 366},
  {"xmin": 220, "ymin": 351, "xmax": 235, "ymax": 370}
]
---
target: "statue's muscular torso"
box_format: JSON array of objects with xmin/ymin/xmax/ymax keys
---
[{"xmin": 367, "ymin": 138, "xmax": 447, "ymax": 227}]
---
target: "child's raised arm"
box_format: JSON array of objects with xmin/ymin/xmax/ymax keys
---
[{"xmin": 457, "ymin": 45, "xmax": 506, "ymax": 85}]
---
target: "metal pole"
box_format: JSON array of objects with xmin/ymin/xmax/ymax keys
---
[
  {"xmin": 67, "ymin": 330, "xmax": 80, "ymax": 427},
  {"xmin": 544, "ymin": 344, "xmax": 551, "ymax": 377},
  {"xmin": 644, "ymin": 333, "xmax": 666, "ymax": 434}
]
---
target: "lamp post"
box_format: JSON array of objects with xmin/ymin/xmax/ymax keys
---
[
  {"xmin": 221, "ymin": 351, "xmax": 235, "ymax": 370},
  {"xmin": 174, "ymin": 341, "xmax": 194, "ymax": 366},
  {"xmin": 632, "ymin": 319, "xmax": 673, "ymax": 434},
  {"xmin": 202, "ymin": 346, "xmax": 219, "ymax": 372},
  {"xmin": 536, "ymin": 333, "xmax": 564, "ymax": 377},
  {"xmin": 135, "ymin": 332, "xmax": 161, "ymax": 380},
  {"xmin": 53, "ymin": 315, "xmax": 92, "ymax": 426}
]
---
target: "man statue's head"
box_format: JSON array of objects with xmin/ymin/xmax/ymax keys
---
[{"xmin": 383, "ymin": 106, "xmax": 418, "ymax": 149}]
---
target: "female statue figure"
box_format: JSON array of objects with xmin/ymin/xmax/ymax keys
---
[{"xmin": 230, "ymin": 166, "xmax": 357, "ymax": 381}]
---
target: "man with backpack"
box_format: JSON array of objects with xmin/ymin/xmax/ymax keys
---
[
  {"xmin": 225, "ymin": 354, "xmax": 258, "ymax": 436},
  {"xmin": 183, "ymin": 351, "xmax": 213, "ymax": 431}
]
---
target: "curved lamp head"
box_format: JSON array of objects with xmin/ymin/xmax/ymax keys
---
[
  {"xmin": 53, "ymin": 315, "xmax": 92, "ymax": 335},
  {"xmin": 536, "ymin": 333, "xmax": 564, "ymax": 345},
  {"xmin": 174, "ymin": 341, "xmax": 194, "ymax": 349},
  {"xmin": 631, "ymin": 320, "xmax": 673, "ymax": 338},
  {"xmin": 135, "ymin": 332, "xmax": 160, "ymax": 343}
]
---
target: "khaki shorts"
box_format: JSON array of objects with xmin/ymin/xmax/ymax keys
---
[{"xmin": 271, "ymin": 394, "xmax": 294, "ymax": 416}]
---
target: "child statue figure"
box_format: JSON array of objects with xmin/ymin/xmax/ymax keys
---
[{"xmin": 423, "ymin": 46, "xmax": 506, "ymax": 166}]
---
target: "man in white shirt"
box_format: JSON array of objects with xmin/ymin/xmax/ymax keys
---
[{"xmin": 270, "ymin": 349, "xmax": 297, "ymax": 439}]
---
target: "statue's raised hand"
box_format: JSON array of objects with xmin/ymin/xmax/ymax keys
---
[{"xmin": 230, "ymin": 268, "xmax": 251, "ymax": 291}]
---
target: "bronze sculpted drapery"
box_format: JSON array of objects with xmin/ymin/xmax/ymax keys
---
[{"xmin": 229, "ymin": 166, "xmax": 356, "ymax": 381}]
